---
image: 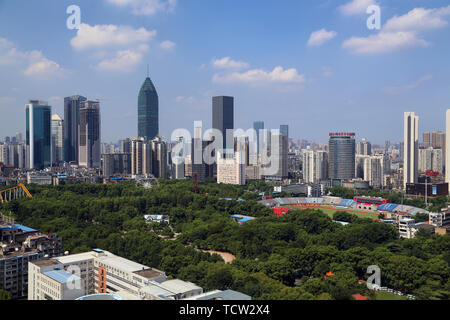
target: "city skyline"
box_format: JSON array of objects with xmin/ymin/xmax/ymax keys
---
[{"xmin": 1, "ymin": 0, "xmax": 450, "ymax": 144}]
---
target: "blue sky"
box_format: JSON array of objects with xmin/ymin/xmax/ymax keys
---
[{"xmin": 1, "ymin": 0, "xmax": 450, "ymax": 144}]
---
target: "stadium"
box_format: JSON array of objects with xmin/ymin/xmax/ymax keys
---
[{"xmin": 258, "ymin": 196, "xmax": 429, "ymax": 220}]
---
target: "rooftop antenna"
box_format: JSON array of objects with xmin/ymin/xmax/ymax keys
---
[{"xmin": 147, "ymin": 64, "xmax": 149, "ymax": 78}]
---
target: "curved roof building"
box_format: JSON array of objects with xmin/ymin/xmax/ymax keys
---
[{"xmin": 138, "ymin": 75, "xmax": 159, "ymax": 140}]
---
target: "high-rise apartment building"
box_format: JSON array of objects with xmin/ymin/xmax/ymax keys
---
[
  {"xmin": 302, "ymin": 149, "xmax": 328, "ymax": 184},
  {"xmin": 403, "ymin": 112, "xmax": 419, "ymax": 189},
  {"xmin": 102, "ymin": 153, "xmax": 131, "ymax": 178},
  {"xmin": 78, "ymin": 101, "xmax": 101, "ymax": 168},
  {"xmin": 64, "ymin": 95, "xmax": 87, "ymax": 163},
  {"xmin": 51, "ymin": 114, "xmax": 64, "ymax": 166},
  {"xmin": 151, "ymin": 136, "xmax": 168, "ymax": 179},
  {"xmin": 25, "ymin": 101, "xmax": 52, "ymax": 170},
  {"xmin": 131, "ymin": 137, "xmax": 152, "ymax": 176},
  {"xmin": 419, "ymin": 147, "xmax": 443, "ymax": 174},
  {"xmin": 356, "ymin": 138, "xmax": 372, "ymax": 155},
  {"xmin": 423, "ymin": 132, "xmax": 431, "ymax": 148},
  {"xmin": 328, "ymin": 133, "xmax": 356, "ymax": 181},
  {"xmin": 217, "ymin": 149, "xmax": 245, "ymax": 185},
  {"xmin": 212, "ymin": 96, "xmax": 234, "ymax": 150},
  {"xmin": 138, "ymin": 75, "xmax": 159, "ymax": 140}
]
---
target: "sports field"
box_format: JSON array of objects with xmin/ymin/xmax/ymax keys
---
[{"xmin": 285, "ymin": 205, "xmax": 379, "ymax": 220}]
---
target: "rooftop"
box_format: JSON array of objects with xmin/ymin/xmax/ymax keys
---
[
  {"xmin": 133, "ymin": 268, "xmax": 165, "ymax": 279},
  {"xmin": 44, "ymin": 269, "xmax": 81, "ymax": 284},
  {"xmin": 160, "ymin": 279, "xmax": 201, "ymax": 294},
  {"xmin": 191, "ymin": 290, "xmax": 252, "ymax": 301},
  {"xmin": 33, "ymin": 258, "xmax": 60, "ymax": 267}
]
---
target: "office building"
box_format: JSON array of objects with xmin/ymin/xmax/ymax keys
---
[
  {"xmin": 28, "ymin": 249, "xmax": 204, "ymax": 300},
  {"xmin": 51, "ymin": 114, "xmax": 64, "ymax": 166},
  {"xmin": 138, "ymin": 75, "xmax": 159, "ymax": 140},
  {"xmin": 263, "ymin": 131, "xmax": 288, "ymax": 179},
  {"xmin": 280, "ymin": 125, "xmax": 289, "ymax": 138},
  {"xmin": 328, "ymin": 132, "xmax": 356, "ymax": 181},
  {"xmin": 212, "ymin": 96, "xmax": 234, "ymax": 150},
  {"xmin": 64, "ymin": 95, "xmax": 87, "ymax": 163},
  {"xmin": 253, "ymin": 121, "xmax": 264, "ymax": 156},
  {"xmin": 25, "ymin": 101, "xmax": 52, "ymax": 170},
  {"xmin": 78, "ymin": 101, "xmax": 101, "ymax": 168},
  {"xmin": 404, "ymin": 112, "xmax": 419, "ymax": 189},
  {"xmin": 131, "ymin": 137, "xmax": 152, "ymax": 176}
]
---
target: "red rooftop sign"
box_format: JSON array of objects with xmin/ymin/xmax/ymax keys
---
[{"xmin": 329, "ymin": 132, "xmax": 356, "ymax": 137}]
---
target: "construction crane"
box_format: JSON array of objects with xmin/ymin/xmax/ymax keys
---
[{"xmin": 0, "ymin": 184, "xmax": 32, "ymax": 203}]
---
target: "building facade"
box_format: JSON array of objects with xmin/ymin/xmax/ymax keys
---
[
  {"xmin": 212, "ymin": 96, "xmax": 234, "ymax": 150},
  {"xmin": 51, "ymin": 114, "xmax": 64, "ymax": 166},
  {"xmin": 64, "ymin": 95, "xmax": 87, "ymax": 163},
  {"xmin": 404, "ymin": 112, "xmax": 419, "ymax": 189},
  {"xmin": 78, "ymin": 101, "xmax": 101, "ymax": 168},
  {"xmin": 138, "ymin": 76, "xmax": 159, "ymax": 140},
  {"xmin": 26, "ymin": 101, "xmax": 52, "ymax": 170},
  {"xmin": 328, "ymin": 133, "xmax": 356, "ymax": 181}
]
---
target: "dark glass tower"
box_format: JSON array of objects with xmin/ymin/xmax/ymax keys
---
[
  {"xmin": 78, "ymin": 101, "xmax": 101, "ymax": 168},
  {"xmin": 328, "ymin": 133, "xmax": 356, "ymax": 181},
  {"xmin": 26, "ymin": 101, "xmax": 51, "ymax": 170},
  {"xmin": 253, "ymin": 121, "xmax": 264, "ymax": 155},
  {"xmin": 138, "ymin": 75, "xmax": 159, "ymax": 140},
  {"xmin": 212, "ymin": 96, "xmax": 234, "ymax": 150},
  {"xmin": 64, "ymin": 95, "xmax": 87, "ymax": 163}
]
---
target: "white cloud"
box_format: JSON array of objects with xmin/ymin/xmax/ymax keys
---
[
  {"xmin": 95, "ymin": 49, "xmax": 145, "ymax": 71},
  {"xmin": 383, "ymin": 74, "xmax": 433, "ymax": 94},
  {"xmin": 339, "ymin": 0, "xmax": 378, "ymax": 16},
  {"xmin": 213, "ymin": 66, "xmax": 305, "ymax": 85},
  {"xmin": 24, "ymin": 59, "xmax": 63, "ymax": 77},
  {"xmin": 307, "ymin": 29, "xmax": 337, "ymax": 46},
  {"xmin": 342, "ymin": 31, "xmax": 428, "ymax": 54},
  {"xmin": 71, "ymin": 23, "xmax": 156, "ymax": 51},
  {"xmin": 159, "ymin": 40, "xmax": 176, "ymax": 51},
  {"xmin": 212, "ymin": 57, "xmax": 250, "ymax": 69},
  {"xmin": 384, "ymin": 6, "xmax": 450, "ymax": 33},
  {"xmin": 0, "ymin": 37, "xmax": 64, "ymax": 78},
  {"xmin": 106, "ymin": 0, "xmax": 177, "ymax": 16},
  {"xmin": 342, "ymin": 5, "xmax": 450, "ymax": 54}
]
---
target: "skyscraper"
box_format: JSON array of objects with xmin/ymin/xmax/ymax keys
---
[
  {"xmin": 403, "ymin": 112, "xmax": 419, "ymax": 189},
  {"xmin": 253, "ymin": 121, "xmax": 264, "ymax": 156},
  {"xmin": 64, "ymin": 95, "xmax": 87, "ymax": 163},
  {"xmin": 212, "ymin": 96, "xmax": 234, "ymax": 150},
  {"xmin": 138, "ymin": 75, "xmax": 159, "ymax": 140},
  {"xmin": 328, "ymin": 133, "xmax": 356, "ymax": 181},
  {"xmin": 280, "ymin": 125, "xmax": 289, "ymax": 138},
  {"xmin": 78, "ymin": 101, "xmax": 101, "ymax": 168},
  {"xmin": 51, "ymin": 114, "xmax": 64, "ymax": 166},
  {"xmin": 26, "ymin": 101, "xmax": 51, "ymax": 170}
]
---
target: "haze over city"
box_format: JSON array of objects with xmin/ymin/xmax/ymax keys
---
[{"xmin": 1, "ymin": 0, "xmax": 450, "ymax": 143}]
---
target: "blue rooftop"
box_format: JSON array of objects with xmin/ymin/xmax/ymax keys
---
[
  {"xmin": 13, "ymin": 224, "xmax": 37, "ymax": 233},
  {"xmin": 44, "ymin": 270, "xmax": 81, "ymax": 284}
]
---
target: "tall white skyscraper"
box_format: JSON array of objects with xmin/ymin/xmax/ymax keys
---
[
  {"xmin": 403, "ymin": 112, "xmax": 419, "ymax": 189},
  {"xmin": 51, "ymin": 114, "xmax": 64, "ymax": 165}
]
